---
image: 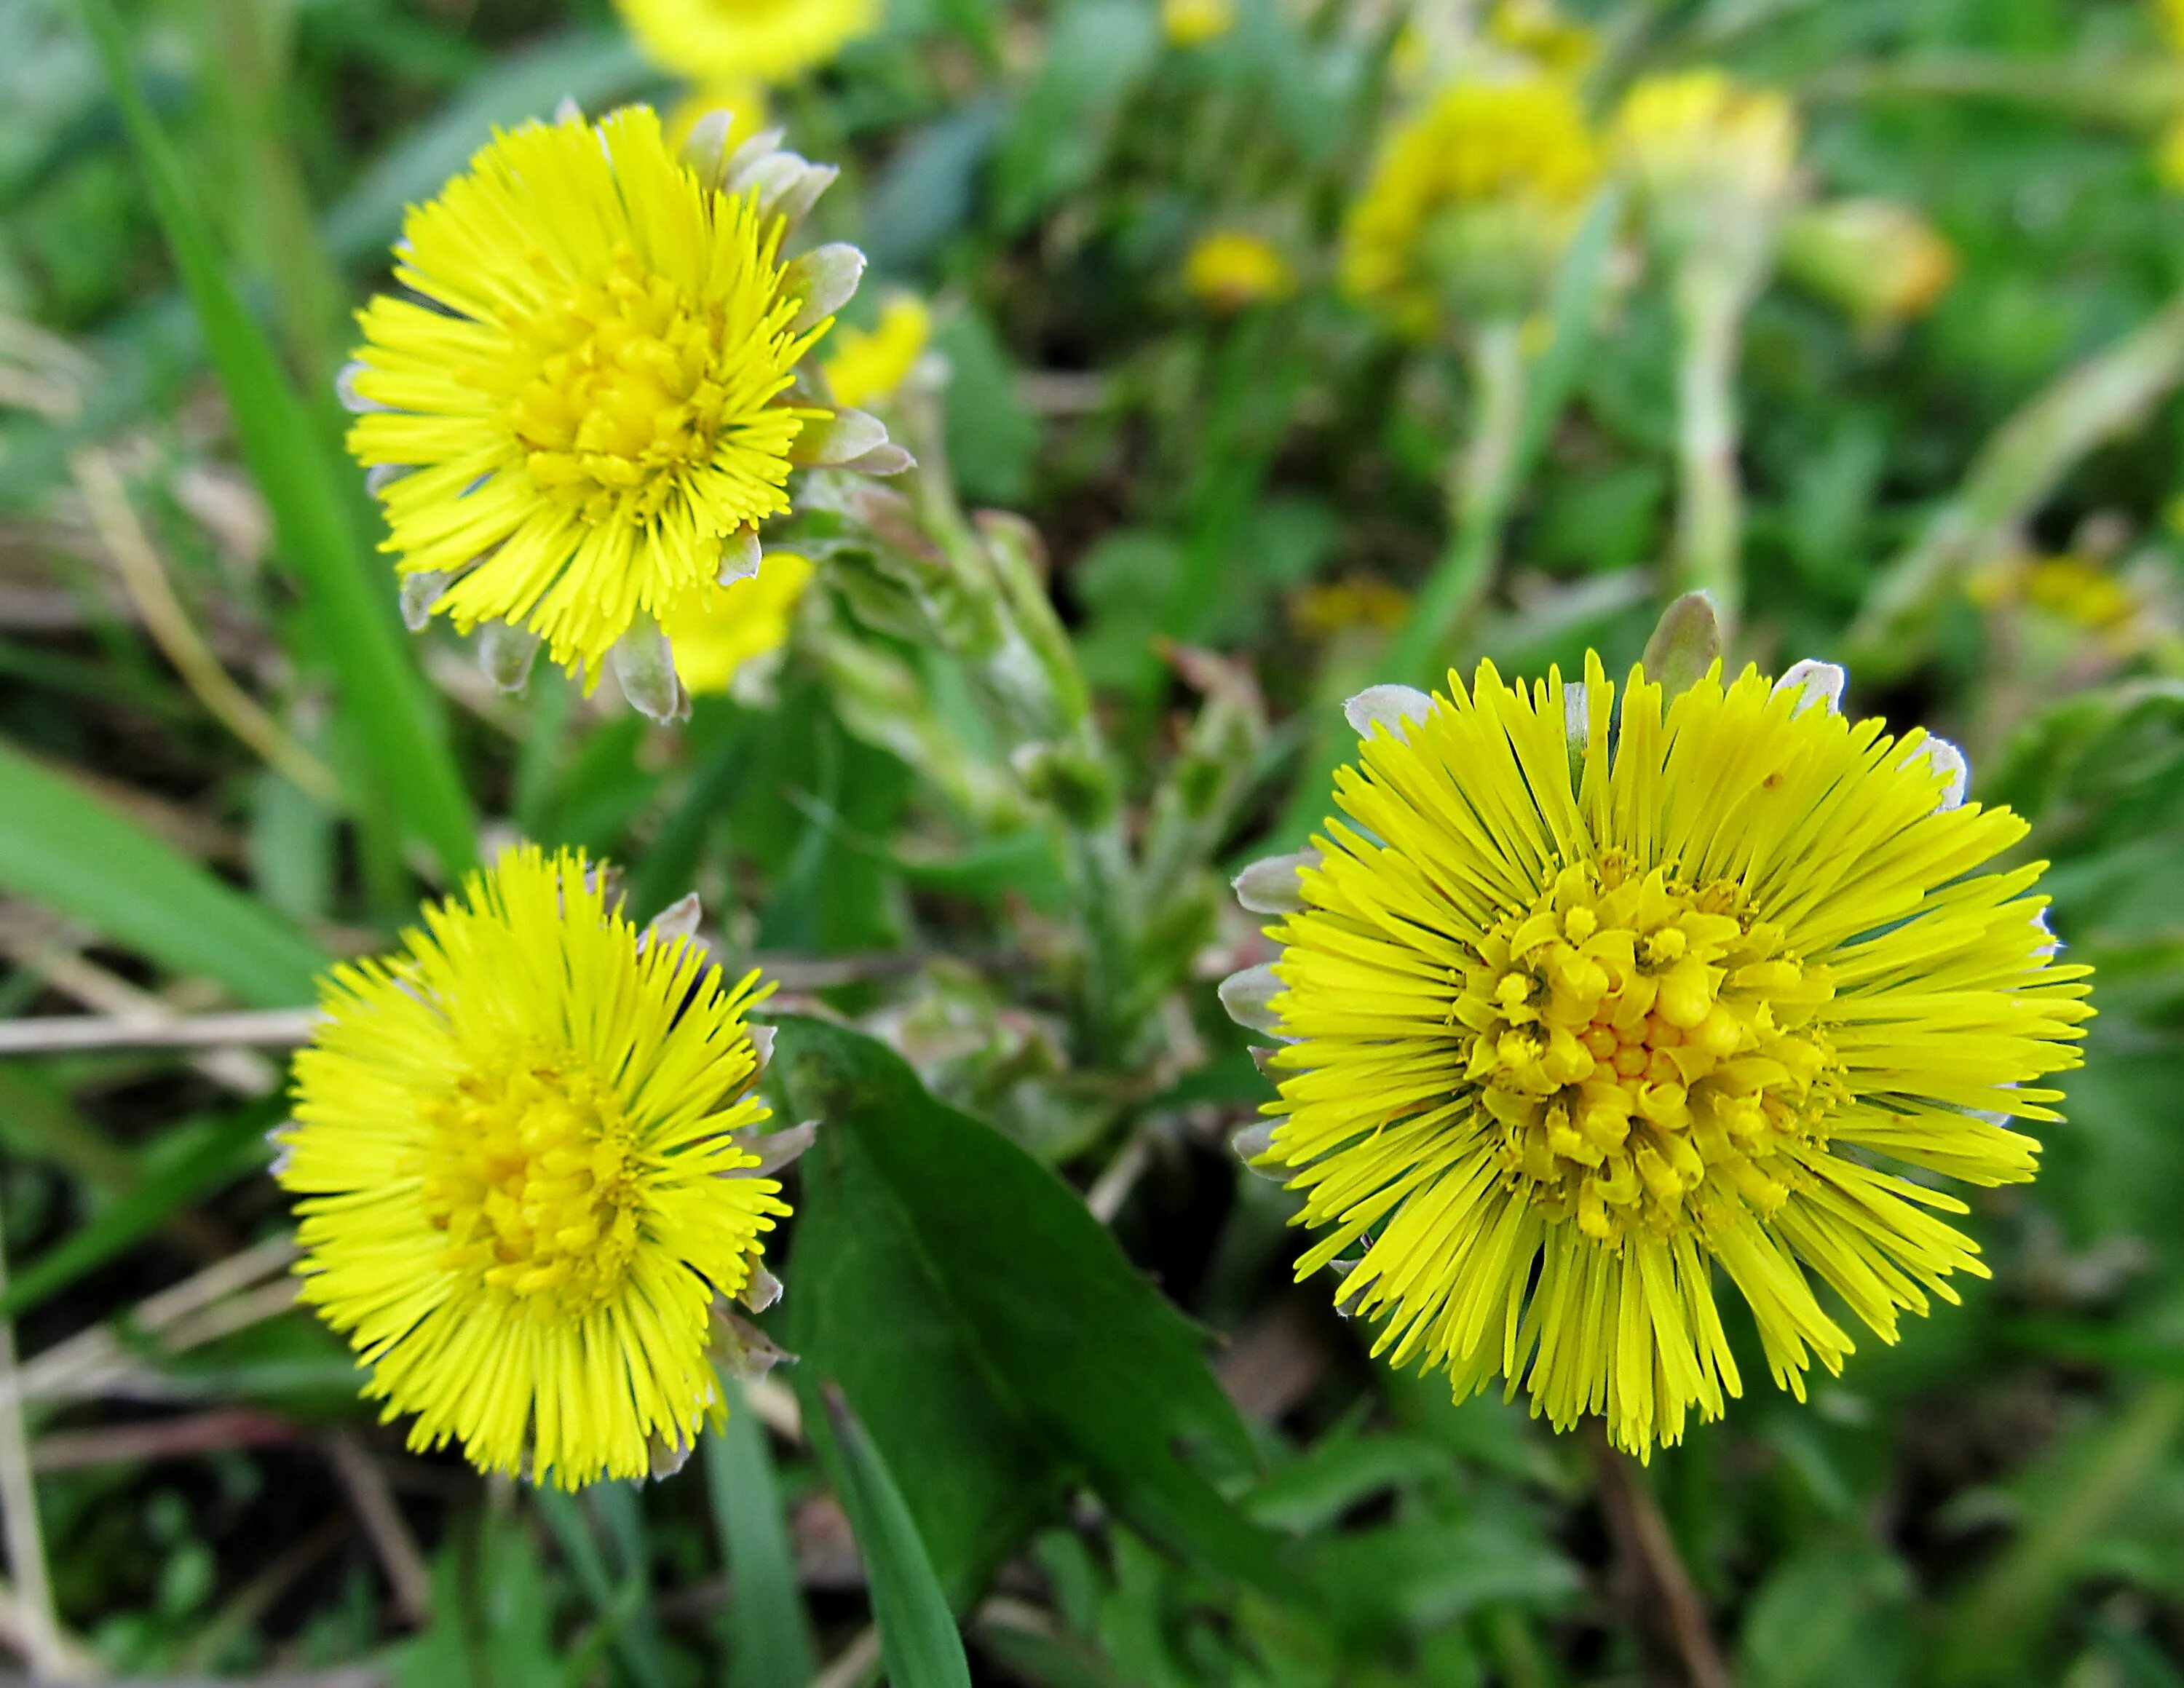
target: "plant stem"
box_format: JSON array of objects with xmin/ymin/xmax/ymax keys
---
[
  {"xmin": 1848, "ymin": 289, "xmax": 2184, "ymax": 678},
  {"xmin": 1671, "ymin": 261, "xmax": 1749, "ymax": 641},
  {"xmin": 0, "ymin": 1198, "xmax": 74, "ymax": 1681},
  {"xmin": 1386, "ymin": 314, "xmax": 1529, "ymax": 687}
]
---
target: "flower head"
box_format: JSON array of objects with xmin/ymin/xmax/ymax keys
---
[
  {"xmin": 1228, "ymin": 657, "xmax": 2091, "ymax": 1456},
  {"xmin": 823, "ymin": 294, "xmax": 933, "ymax": 410},
  {"xmin": 1342, "ymin": 75, "xmax": 1599, "ymax": 333},
  {"xmin": 666, "ymin": 547, "xmax": 814, "ymax": 694},
  {"xmin": 1488, "ymin": 0, "xmax": 1599, "ymax": 75},
  {"xmin": 1780, "ymin": 199, "xmax": 1955, "ymax": 333},
  {"xmin": 278, "ymin": 846, "xmax": 792, "ymax": 1488},
  {"xmin": 616, "ymin": 0, "xmax": 877, "ymax": 84},
  {"xmin": 1164, "ymin": 0, "xmax": 1235, "ymax": 47},
  {"xmin": 345, "ymin": 104, "xmax": 892, "ymax": 718},
  {"xmin": 1184, "ymin": 231, "xmax": 1297, "ymax": 311},
  {"xmin": 1616, "ymin": 71, "xmax": 1798, "ymax": 230}
]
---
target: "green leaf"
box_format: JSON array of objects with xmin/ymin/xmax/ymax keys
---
[
  {"xmin": 817, "ymin": 1384, "xmax": 975, "ymax": 1688},
  {"xmin": 706, "ymin": 1377, "xmax": 817, "ymax": 1688},
  {"xmin": 0, "ymin": 739, "xmax": 326, "ymax": 1006},
  {"xmin": 0, "ymin": 1097, "xmax": 286, "ymax": 1320},
  {"xmin": 71, "ymin": 0, "xmax": 477, "ymax": 879},
  {"xmin": 534, "ymin": 1488, "xmax": 669, "ymax": 1688},
  {"xmin": 776, "ymin": 1015, "xmax": 1297, "ymax": 1603}
]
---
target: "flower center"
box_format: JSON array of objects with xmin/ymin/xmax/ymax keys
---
[
  {"xmin": 419, "ymin": 1050, "xmax": 643, "ymax": 1318},
  {"xmin": 508, "ymin": 247, "xmax": 762, "ymax": 528},
  {"xmin": 1457, "ymin": 855, "xmax": 1838, "ymax": 1247}
]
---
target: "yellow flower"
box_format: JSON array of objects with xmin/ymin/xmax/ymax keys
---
[
  {"xmin": 1226, "ymin": 658, "xmax": 2091, "ymax": 1457},
  {"xmin": 1184, "ymin": 231, "xmax": 1296, "ymax": 310},
  {"xmin": 278, "ymin": 846, "xmax": 792, "ymax": 1489},
  {"xmin": 1615, "ymin": 70, "xmax": 1799, "ymax": 215},
  {"xmin": 1342, "ymin": 75, "xmax": 1599, "ymax": 332},
  {"xmin": 344, "ymin": 105, "xmax": 887, "ymax": 716},
  {"xmin": 665, "ymin": 548, "xmax": 815, "ymax": 694},
  {"xmin": 1779, "ymin": 199, "xmax": 1956, "ymax": 332},
  {"xmin": 1489, "ymin": 0, "xmax": 1599, "ymax": 74},
  {"xmin": 1164, "ymin": 0, "xmax": 1235, "ymax": 47},
  {"xmin": 1289, "ymin": 576, "xmax": 1409, "ymax": 638},
  {"xmin": 616, "ymin": 0, "xmax": 877, "ymax": 84},
  {"xmin": 823, "ymin": 295, "xmax": 933, "ymax": 410},
  {"xmin": 2022, "ymin": 555, "xmax": 2140, "ymax": 633}
]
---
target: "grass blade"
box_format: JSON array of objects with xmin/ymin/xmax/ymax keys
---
[
  {"xmin": 705, "ymin": 1376, "xmax": 817, "ymax": 1688},
  {"xmin": 819, "ymin": 1383, "xmax": 973, "ymax": 1688},
  {"xmin": 0, "ymin": 1097, "xmax": 285, "ymax": 1320},
  {"xmin": 534, "ymin": 1487, "xmax": 670, "ymax": 1688},
  {"xmin": 69, "ymin": 0, "xmax": 478, "ymax": 880},
  {"xmin": 0, "ymin": 738, "xmax": 327, "ymax": 1007}
]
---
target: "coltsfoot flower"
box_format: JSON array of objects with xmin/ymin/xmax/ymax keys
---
[
  {"xmin": 616, "ymin": 0, "xmax": 877, "ymax": 85},
  {"xmin": 1342, "ymin": 74, "xmax": 1599, "ymax": 333},
  {"xmin": 1226, "ymin": 657, "xmax": 2092, "ymax": 1456},
  {"xmin": 1163, "ymin": 0, "xmax": 1235, "ymax": 48},
  {"xmin": 1615, "ymin": 70, "xmax": 1800, "ymax": 268},
  {"xmin": 665, "ymin": 547, "xmax": 814, "ymax": 695},
  {"xmin": 823, "ymin": 294, "xmax": 933, "ymax": 411},
  {"xmin": 1184, "ymin": 231, "xmax": 1297, "ymax": 311},
  {"xmin": 344, "ymin": 103, "xmax": 901, "ymax": 721},
  {"xmin": 277, "ymin": 846, "xmax": 798, "ymax": 1489}
]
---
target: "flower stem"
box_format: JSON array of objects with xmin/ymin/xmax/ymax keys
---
[
  {"xmin": 1848, "ymin": 288, "xmax": 2184, "ymax": 678},
  {"xmin": 1387, "ymin": 314, "xmax": 1530, "ymax": 686},
  {"xmin": 1671, "ymin": 261, "xmax": 1749, "ymax": 641}
]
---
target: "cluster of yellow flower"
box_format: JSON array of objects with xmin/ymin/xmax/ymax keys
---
[{"xmin": 278, "ymin": 4, "xmax": 2085, "ymax": 1491}]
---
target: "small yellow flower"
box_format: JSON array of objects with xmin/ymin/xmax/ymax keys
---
[
  {"xmin": 2022, "ymin": 555, "xmax": 2140, "ymax": 633},
  {"xmin": 1615, "ymin": 70, "xmax": 1799, "ymax": 215},
  {"xmin": 1780, "ymin": 199, "xmax": 1956, "ymax": 332},
  {"xmin": 1164, "ymin": 0, "xmax": 1235, "ymax": 47},
  {"xmin": 616, "ymin": 0, "xmax": 877, "ymax": 84},
  {"xmin": 1289, "ymin": 576, "xmax": 1409, "ymax": 638},
  {"xmin": 279, "ymin": 846, "xmax": 791, "ymax": 1489},
  {"xmin": 345, "ymin": 106, "xmax": 885, "ymax": 714},
  {"xmin": 1342, "ymin": 75, "xmax": 1599, "ymax": 332},
  {"xmin": 1489, "ymin": 0, "xmax": 1599, "ymax": 75},
  {"xmin": 666, "ymin": 548, "xmax": 815, "ymax": 694},
  {"xmin": 1184, "ymin": 231, "xmax": 1296, "ymax": 310},
  {"xmin": 823, "ymin": 295, "xmax": 933, "ymax": 410},
  {"xmin": 1227, "ymin": 658, "xmax": 2090, "ymax": 1457}
]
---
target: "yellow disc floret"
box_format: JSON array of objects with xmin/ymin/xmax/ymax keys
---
[
  {"xmin": 1241, "ymin": 657, "xmax": 2093, "ymax": 1457},
  {"xmin": 347, "ymin": 105, "xmax": 835, "ymax": 678},
  {"xmin": 280, "ymin": 845, "xmax": 789, "ymax": 1489}
]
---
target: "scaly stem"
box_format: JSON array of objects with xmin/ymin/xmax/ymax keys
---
[
  {"xmin": 1671, "ymin": 260, "xmax": 1748, "ymax": 641},
  {"xmin": 1848, "ymin": 288, "xmax": 2184, "ymax": 678},
  {"xmin": 1275, "ymin": 316, "xmax": 1528, "ymax": 852}
]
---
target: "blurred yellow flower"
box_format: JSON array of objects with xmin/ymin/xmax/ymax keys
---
[
  {"xmin": 1615, "ymin": 70, "xmax": 1799, "ymax": 215},
  {"xmin": 344, "ymin": 106, "xmax": 882, "ymax": 715},
  {"xmin": 1184, "ymin": 231, "xmax": 1296, "ymax": 310},
  {"xmin": 280, "ymin": 845, "xmax": 788, "ymax": 1489},
  {"xmin": 616, "ymin": 0, "xmax": 877, "ymax": 84},
  {"xmin": 1289, "ymin": 576, "xmax": 1409, "ymax": 638},
  {"xmin": 1164, "ymin": 0, "xmax": 1235, "ymax": 47},
  {"xmin": 1780, "ymin": 199, "xmax": 1957, "ymax": 332},
  {"xmin": 823, "ymin": 295, "xmax": 933, "ymax": 410},
  {"xmin": 1489, "ymin": 0, "xmax": 1599, "ymax": 74},
  {"xmin": 1342, "ymin": 74, "xmax": 1599, "ymax": 332},
  {"xmin": 1227, "ymin": 658, "xmax": 2091, "ymax": 1457},
  {"xmin": 665, "ymin": 548, "xmax": 815, "ymax": 695}
]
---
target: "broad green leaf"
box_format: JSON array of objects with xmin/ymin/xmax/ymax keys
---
[
  {"xmin": 71, "ymin": 0, "xmax": 477, "ymax": 879},
  {"xmin": 0, "ymin": 1097, "xmax": 285, "ymax": 1320},
  {"xmin": 817, "ymin": 1385, "xmax": 974, "ymax": 1688},
  {"xmin": 0, "ymin": 738, "xmax": 326, "ymax": 1005},
  {"xmin": 1738, "ymin": 1541, "xmax": 1912, "ymax": 1688},
  {"xmin": 776, "ymin": 1015, "xmax": 1296, "ymax": 1603},
  {"xmin": 706, "ymin": 1376, "xmax": 817, "ymax": 1688}
]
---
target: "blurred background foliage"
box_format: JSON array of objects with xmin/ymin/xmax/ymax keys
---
[{"xmin": 4, "ymin": 0, "xmax": 2184, "ymax": 1684}]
